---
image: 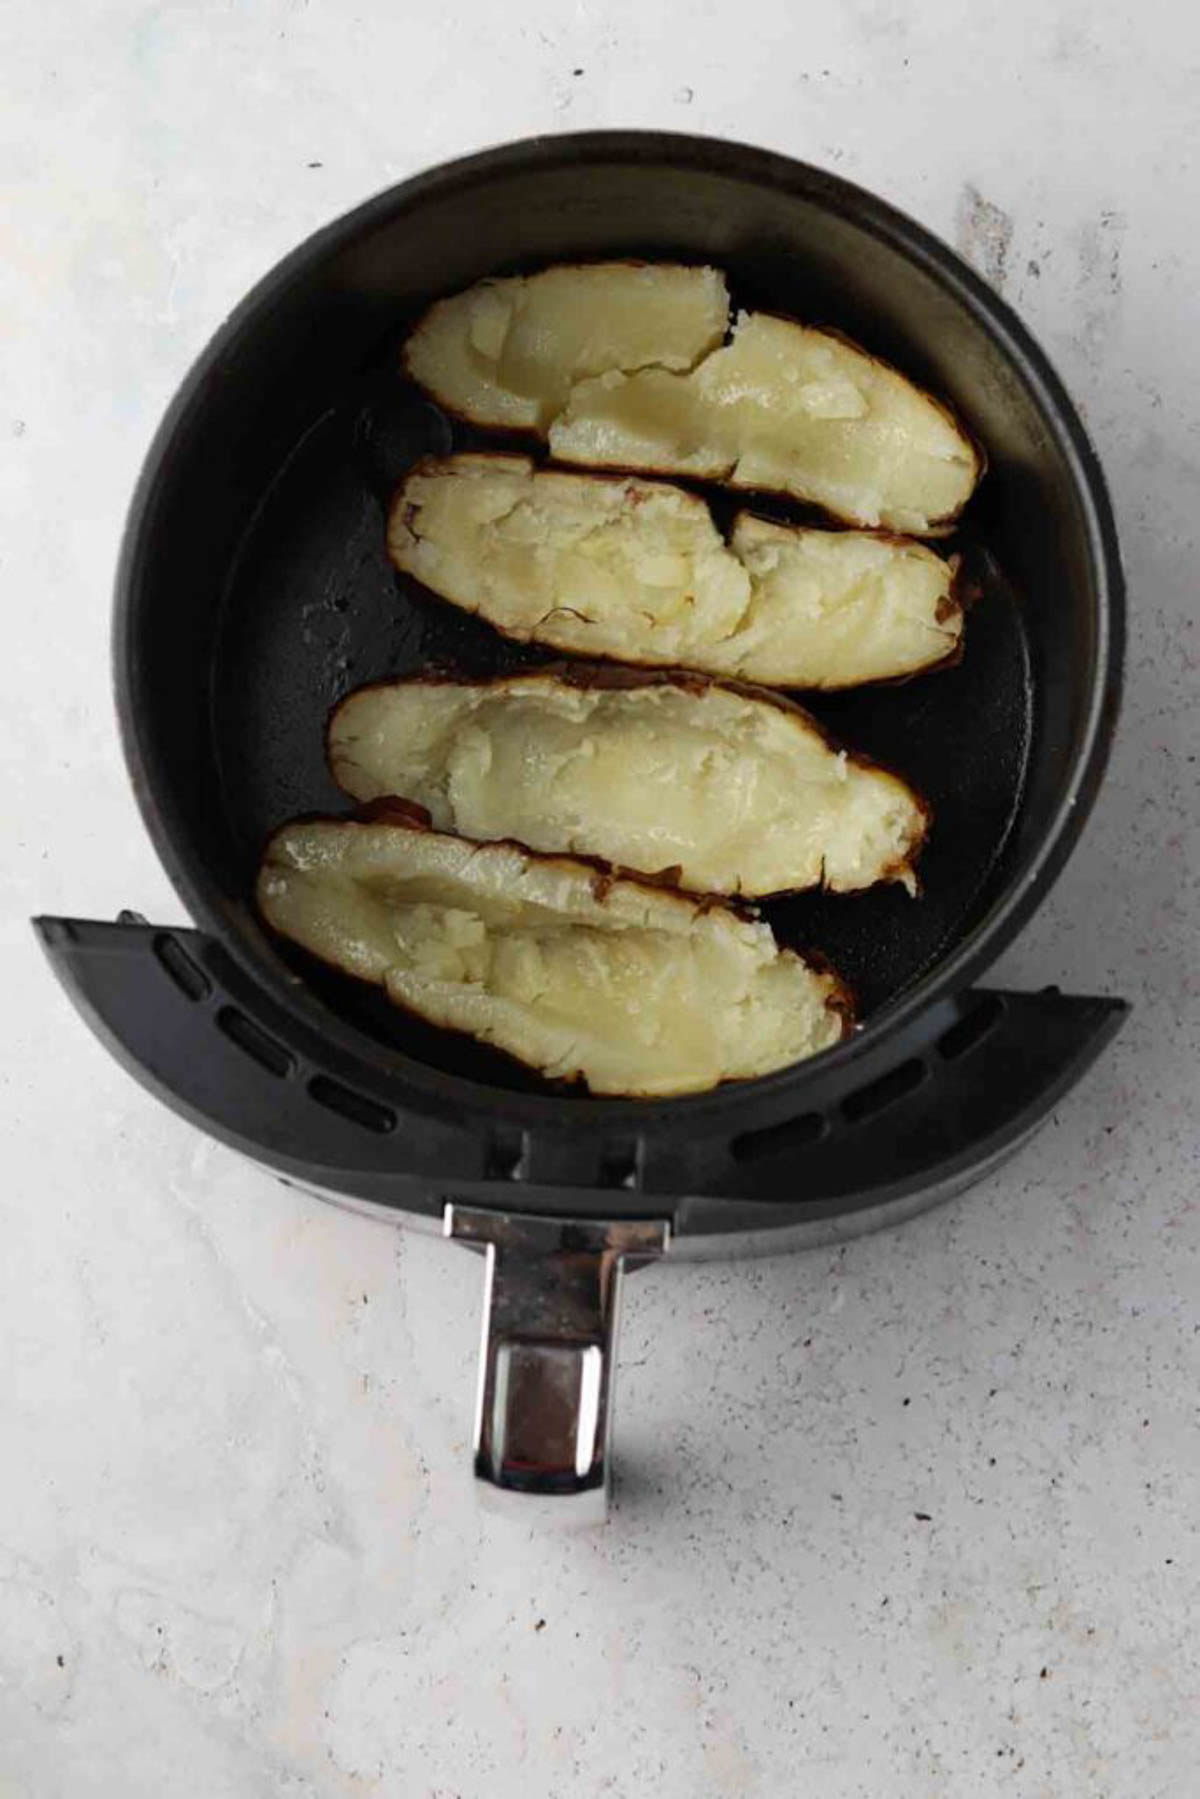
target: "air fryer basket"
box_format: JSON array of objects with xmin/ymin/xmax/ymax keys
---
[{"xmin": 38, "ymin": 135, "xmax": 1125, "ymax": 1514}]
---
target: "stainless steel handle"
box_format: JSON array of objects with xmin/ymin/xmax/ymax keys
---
[{"xmin": 446, "ymin": 1206, "xmax": 669, "ymax": 1523}]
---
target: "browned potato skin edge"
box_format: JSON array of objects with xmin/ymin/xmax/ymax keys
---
[
  {"xmin": 254, "ymin": 805, "xmax": 855, "ymax": 1099},
  {"xmin": 324, "ymin": 663, "xmax": 933, "ymax": 896},
  {"xmin": 401, "ymin": 283, "xmax": 986, "ymax": 532},
  {"xmin": 386, "ymin": 457, "xmax": 971, "ymax": 690}
]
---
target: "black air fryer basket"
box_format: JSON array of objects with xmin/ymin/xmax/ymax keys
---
[{"xmin": 38, "ymin": 135, "xmax": 1126, "ymax": 1517}]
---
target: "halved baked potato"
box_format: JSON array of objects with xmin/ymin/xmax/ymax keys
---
[
  {"xmin": 404, "ymin": 262, "xmax": 729, "ymax": 431},
  {"xmin": 402, "ymin": 264, "xmax": 981, "ymax": 531},
  {"xmin": 551, "ymin": 311, "xmax": 981, "ymax": 532},
  {"xmin": 256, "ymin": 813, "xmax": 850, "ymax": 1096},
  {"xmin": 328, "ymin": 670, "xmax": 927, "ymax": 897},
  {"xmin": 389, "ymin": 455, "xmax": 963, "ymax": 687}
]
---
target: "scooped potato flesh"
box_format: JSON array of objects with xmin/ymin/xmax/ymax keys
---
[
  {"xmin": 329, "ymin": 675, "xmax": 925, "ymax": 897},
  {"xmin": 550, "ymin": 311, "xmax": 980, "ymax": 532},
  {"xmin": 256, "ymin": 819, "xmax": 847, "ymax": 1096},
  {"xmin": 404, "ymin": 263, "xmax": 729, "ymax": 432},
  {"xmin": 389, "ymin": 455, "xmax": 961, "ymax": 687}
]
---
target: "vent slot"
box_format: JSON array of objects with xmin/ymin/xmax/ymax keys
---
[
  {"xmin": 485, "ymin": 1130, "xmax": 529, "ymax": 1181},
  {"xmin": 154, "ymin": 933, "xmax": 210, "ymax": 1001},
  {"xmin": 842, "ymin": 1059, "xmax": 926, "ymax": 1123},
  {"xmin": 732, "ymin": 1111, "xmax": 828, "ymax": 1164},
  {"xmin": 217, "ymin": 1006, "xmax": 294, "ymax": 1077},
  {"xmin": 937, "ymin": 994, "xmax": 1006, "ymax": 1062},
  {"xmin": 308, "ymin": 1075, "xmax": 395, "ymax": 1134},
  {"xmin": 599, "ymin": 1140, "xmax": 644, "ymax": 1190}
]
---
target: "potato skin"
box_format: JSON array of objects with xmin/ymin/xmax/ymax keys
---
[
  {"xmin": 402, "ymin": 260, "xmax": 730, "ymax": 433},
  {"xmin": 326, "ymin": 664, "xmax": 931, "ymax": 899},
  {"xmin": 387, "ymin": 454, "xmax": 967, "ymax": 690},
  {"xmin": 256, "ymin": 809, "xmax": 853, "ymax": 1097},
  {"xmin": 548, "ymin": 310, "xmax": 983, "ymax": 533}
]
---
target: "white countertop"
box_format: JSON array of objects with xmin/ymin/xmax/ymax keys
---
[{"xmin": 3, "ymin": 3, "xmax": 1198, "ymax": 1794}]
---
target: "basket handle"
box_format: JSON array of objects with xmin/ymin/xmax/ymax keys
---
[{"xmin": 447, "ymin": 1206, "xmax": 669, "ymax": 1524}]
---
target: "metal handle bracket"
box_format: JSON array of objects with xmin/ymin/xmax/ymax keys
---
[{"xmin": 446, "ymin": 1205, "xmax": 669, "ymax": 1523}]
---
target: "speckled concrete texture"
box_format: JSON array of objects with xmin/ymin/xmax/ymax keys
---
[{"xmin": 3, "ymin": 3, "xmax": 1198, "ymax": 1795}]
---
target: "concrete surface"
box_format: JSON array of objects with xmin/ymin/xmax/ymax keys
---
[{"xmin": 2, "ymin": 2, "xmax": 1198, "ymax": 1794}]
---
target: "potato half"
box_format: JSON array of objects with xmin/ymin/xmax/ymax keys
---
[
  {"xmin": 403, "ymin": 264, "xmax": 980, "ymax": 531},
  {"xmin": 550, "ymin": 311, "xmax": 980, "ymax": 531},
  {"xmin": 389, "ymin": 455, "xmax": 963, "ymax": 688},
  {"xmin": 328, "ymin": 670, "xmax": 927, "ymax": 897},
  {"xmin": 256, "ymin": 814, "xmax": 849, "ymax": 1096},
  {"xmin": 404, "ymin": 262, "xmax": 729, "ymax": 432}
]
